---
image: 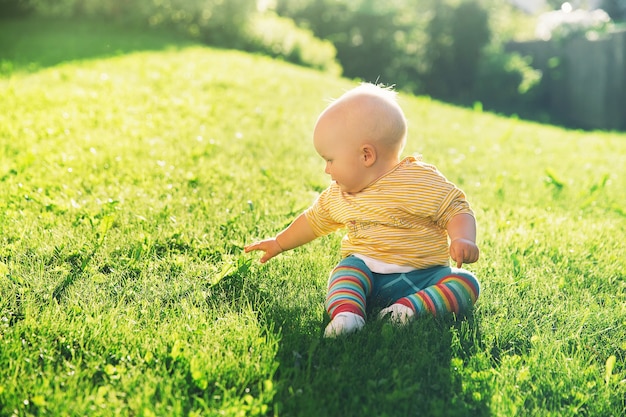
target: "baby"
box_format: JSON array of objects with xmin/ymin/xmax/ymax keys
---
[{"xmin": 245, "ymin": 83, "xmax": 480, "ymax": 337}]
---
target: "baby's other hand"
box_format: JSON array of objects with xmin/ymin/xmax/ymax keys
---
[
  {"xmin": 449, "ymin": 238, "xmax": 480, "ymax": 268},
  {"xmin": 244, "ymin": 238, "xmax": 283, "ymax": 263}
]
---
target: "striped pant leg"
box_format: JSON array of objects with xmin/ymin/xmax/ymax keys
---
[
  {"xmin": 325, "ymin": 256, "xmax": 373, "ymax": 320},
  {"xmin": 397, "ymin": 269, "xmax": 480, "ymax": 317}
]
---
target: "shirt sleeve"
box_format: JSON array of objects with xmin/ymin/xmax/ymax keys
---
[
  {"xmin": 434, "ymin": 187, "xmax": 473, "ymax": 229},
  {"xmin": 407, "ymin": 162, "xmax": 473, "ymax": 229},
  {"xmin": 304, "ymin": 186, "xmax": 344, "ymax": 237}
]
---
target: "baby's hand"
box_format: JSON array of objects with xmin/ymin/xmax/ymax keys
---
[
  {"xmin": 449, "ymin": 238, "xmax": 480, "ymax": 268},
  {"xmin": 244, "ymin": 238, "xmax": 283, "ymax": 264}
]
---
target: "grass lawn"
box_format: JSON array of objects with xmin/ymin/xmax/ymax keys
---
[{"xmin": 1, "ymin": 17, "xmax": 625, "ymax": 417}]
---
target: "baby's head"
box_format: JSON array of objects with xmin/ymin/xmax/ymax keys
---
[
  {"xmin": 317, "ymin": 83, "xmax": 407, "ymax": 159},
  {"xmin": 313, "ymin": 83, "xmax": 408, "ymax": 193}
]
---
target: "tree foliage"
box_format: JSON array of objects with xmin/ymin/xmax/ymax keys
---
[
  {"xmin": 276, "ymin": 0, "xmax": 541, "ymax": 113},
  {"xmin": 10, "ymin": 0, "xmax": 545, "ymax": 117}
]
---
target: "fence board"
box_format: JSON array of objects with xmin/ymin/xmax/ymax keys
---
[{"xmin": 508, "ymin": 29, "xmax": 626, "ymax": 130}]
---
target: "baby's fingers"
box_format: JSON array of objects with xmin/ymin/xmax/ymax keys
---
[
  {"xmin": 259, "ymin": 252, "xmax": 274, "ymax": 264},
  {"xmin": 244, "ymin": 239, "xmax": 280, "ymax": 263},
  {"xmin": 245, "ymin": 240, "xmax": 268, "ymax": 253},
  {"xmin": 453, "ymin": 249, "xmax": 464, "ymax": 268},
  {"xmin": 450, "ymin": 241, "xmax": 479, "ymax": 268}
]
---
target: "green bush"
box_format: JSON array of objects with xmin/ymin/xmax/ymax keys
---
[
  {"xmin": 276, "ymin": 0, "xmax": 423, "ymax": 86},
  {"xmin": 421, "ymin": 1, "xmax": 491, "ymax": 101},
  {"xmin": 23, "ymin": 0, "xmax": 127, "ymax": 18},
  {"xmin": 245, "ymin": 12, "xmax": 341, "ymax": 74},
  {"xmin": 0, "ymin": 0, "xmax": 33, "ymax": 17},
  {"xmin": 137, "ymin": 0, "xmax": 256, "ymax": 49},
  {"xmin": 24, "ymin": 0, "xmax": 256, "ymax": 48},
  {"xmin": 473, "ymin": 46, "xmax": 543, "ymax": 116}
]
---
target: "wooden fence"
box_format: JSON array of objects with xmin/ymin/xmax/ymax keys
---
[{"xmin": 508, "ymin": 29, "xmax": 626, "ymax": 131}]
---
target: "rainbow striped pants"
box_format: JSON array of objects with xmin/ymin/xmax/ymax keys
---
[{"xmin": 325, "ymin": 256, "xmax": 480, "ymax": 320}]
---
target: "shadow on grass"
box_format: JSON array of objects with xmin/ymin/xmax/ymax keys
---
[
  {"xmin": 0, "ymin": 17, "xmax": 193, "ymax": 76},
  {"xmin": 206, "ymin": 256, "xmax": 493, "ymax": 417},
  {"xmin": 188, "ymin": 249, "xmax": 492, "ymax": 417},
  {"xmin": 268, "ymin": 303, "xmax": 492, "ymax": 417}
]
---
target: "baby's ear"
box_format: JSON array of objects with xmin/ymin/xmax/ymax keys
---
[{"xmin": 361, "ymin": 144, "xmax": 377, "ymax": 167}]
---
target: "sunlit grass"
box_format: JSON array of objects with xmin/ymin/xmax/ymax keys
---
[{"xmin": 0, "ymin": 19, "xmax": 625, "ymax": 417}]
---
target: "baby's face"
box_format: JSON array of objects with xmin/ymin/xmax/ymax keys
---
[{"xmin": 313, "ymin": 110, "xmax": 369, "ymax": 194}]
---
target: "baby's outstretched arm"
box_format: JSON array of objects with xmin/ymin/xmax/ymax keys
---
[
  {"xmin": 447, "ymin": 213, "xmax": 480, "ymax": 268},
  {"xmin": 245, "ymin": 213, "xmax": 317, "ymax": 263}
]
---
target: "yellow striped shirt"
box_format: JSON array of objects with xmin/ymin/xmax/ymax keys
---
[{"xmin": 304, "ymin": 156, "xmax": 473, "ymax": 269}]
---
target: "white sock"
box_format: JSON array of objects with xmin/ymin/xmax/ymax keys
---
[
  {"xmin": 324, "ymin": 312, "xmax": 365, "ymax": 338},
  {"xmin": 379, "ymin": 303, "xmax": 415, "ymax": 325}
]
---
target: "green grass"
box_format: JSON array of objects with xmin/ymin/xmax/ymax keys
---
[{"xmin": 1, "ymin": 18, "xmax": 625, "ymax": 417}]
